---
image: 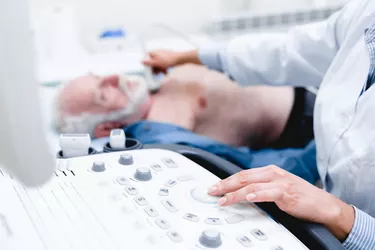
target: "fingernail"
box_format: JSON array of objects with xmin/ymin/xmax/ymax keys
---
[
  {"xmin": 208, "ymin": 186, "xmax": 218, "ymax": 194},
  {"xmin": 218, "ymin": 197, "xmax": 227, "ymax": 206},
  {"xmin": 246, "ymin": 193, "xmax": 256, "ymax": 201}
]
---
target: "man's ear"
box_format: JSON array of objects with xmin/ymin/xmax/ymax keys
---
[
  {"xmin": 94, "ymin": 121, "xmax": 123, "ymax": 138},
  {"xmin": 101, "ymin": 75, "xmax": 120, "ymax": 88}
]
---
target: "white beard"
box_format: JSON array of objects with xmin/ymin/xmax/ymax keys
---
[{"xmin": 56, "ymin": 75, "xmax": 149, "ymax": 137}]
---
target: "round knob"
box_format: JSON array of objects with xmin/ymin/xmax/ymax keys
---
[
  {"xmin": 119, "ymin": 154, "xmax": 133, "ymax": 165},
  {"xmin": 92, "ymin": 161, "xmax": 106, "ymax": 172},
  {"xmin": 199, "ymin": 229, "xmax": 222, "ymax": 248},
  {"xmin": 134, "ymin": 167, "xmax": 152, "ymax": 181},
  {"xmin": 191, "ymin": 187, "xmax": 221, "ymax": 204}
]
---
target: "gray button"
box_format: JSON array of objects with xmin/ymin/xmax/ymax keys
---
[
  {"xmin": 162, "ymin": 158, "xmax": 178, "ymax": 168},
  {"xmin": 225, "ymin": 214, "xmax": 245, "ymax": 224},
  {"xmin": 167, "ymin": 231, "xmax": 183, "ymax": 242},
  {"xmin": 177, "ymin": 175, "xmax": 194, "ymax": 182},
  {"xmin": 151, "ymin": 164, "xmax": 163, "ymax": 171},
  {"xmin": 199, "ymin": 229, "xmax": 222, "ymax": 248},
  {"xmin": 124, "ymin": 185, "xmax": 138, "ymax": 195},
  {"xmin": 134, "ymin": 167, "xmax": 152, "ymax": 181},
  {"xmin": 165, "ymin": 179, "xmax": 177, "ymax": 187},
  {"xmin": 144, "ymin": 206, "xmax": 159, "ymax": 217},
  {"xmin": 155, "ymin": 218, "xmax": 171, "ymax": 229},
  {"xmin": 116, "ymin": 176, "xmax": 128, "ymax": 185},
  {"xmin": 183, "ymin": 213, "xmax": 199, "ymax": 222},
  {"xmin": 134, "ymin": 196, "xmax": 148, "ymax": 206},
  {"xmin": 119, "ymin": 154, "xmax": 134, "ymax": 165},
  {"xmin": 161, "ymin": 200, "xmax": 179, "ymax": 212},
  {"xmin": 158, "ymin": 188, "xmax": 169, "ymax": 196},
  {"xmin": 92, "ymin": 161, "xmax": 106, "ymax": 172},
  {"xmin": 250, "ymin": 229, "xmax": 268, "ymax": 241},
  {"xmin": 204, "ymin": 218, "xmax": 222, "ymax": 225},
  {"xmin": 237, "ymin": 236, "xmax": 253, "ymax": 247}
]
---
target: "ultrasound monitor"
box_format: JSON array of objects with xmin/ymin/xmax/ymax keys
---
[{"xmin": 0, "ymin": 0, "xmax": 55, "ymax": 186}]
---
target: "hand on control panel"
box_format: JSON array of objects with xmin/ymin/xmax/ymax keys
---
[{"xmin": 208, "ymin": 165, "xmax": 355, "ymax": 241}]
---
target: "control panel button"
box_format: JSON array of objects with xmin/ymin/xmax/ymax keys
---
[
  {"xmin": 116, "ymin": 176, "xmax": 128, "ymax": 185},
  {"xmin": 183, "ymin": 213, "xmax": 200, "ymax": 222},
  {"xmin": 177, "ymin": 175, "xmax": 194, "ymax": 182},
  {"xmin": 225, "ymin": 214, "xmax": 245, "ymax": 224},
  {"xmin": 124, "ymin": 185, "xmax": 138, "ymax": 195},
  {"xmin": 271, "ymin": 247, "xmax": 284, "ymax": 250},
  {"xmin": 199, "ymin": 229, "xmax": 222, "ymax": 248},
  {"xmin": 134, "ymin": 167, "xmax": 152, "ymax": 181},
  {"xmin": 237, "ymin": 236, "xmax": 253, "ymax": 247},
  {"xmin": 162, "ymin": 158, "xmax": 178, "ymax": 168},
  {"xmin": 158, "ymin": 188, "xmax": 169, "ymax": 196},
  {"xmin": 134, "ymin": 196, "xmax": 148, "ymax": 206},
  {"xmin": 161, "ymin": 200, "xmax": 179, "ymax": 213},
  {"xmin": 151, "ymin": 164, "xmax": 163, "ymax": 171},
  {"xmin": 165, "ymin": 179, "xmax": 177, "ymax": 187},
  {"xmin": 155, "ymin": 218, "xmax": 171, "ymax": 229},
  {"xmin": 191, "ymin": 187, "xmax": 221, "ymax": 204},
  {"xmin": 167, "ymin": 231, "xmax": 183, "ymax": 242},
  {"xmin": 144, "ymin": 206, "xmax": 159, "ymax": 217},
  {"xmin": 119, "ymin": 154, "xmax": 134, "ymax": 165},
  {"xmin": 92, "ymin": 161, "xmax": 106, "ymax": 172},
  {"xmin": 204, "ymin": 218, "xmax": 222, "ymax": 225},
  {"xmin": 250, "ymin": 229, "xmax": 268, "ymax": 241}
]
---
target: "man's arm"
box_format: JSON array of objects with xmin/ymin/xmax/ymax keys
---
[
  {"xmin": 343, "ymin": 207, "xmax": 375, "ymax": 249},
  {"xmin": 198, "ymin": 1, "xmax": 361, "ymax": 88}
]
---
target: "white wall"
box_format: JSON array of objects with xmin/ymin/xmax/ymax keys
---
[{"xmin": 31, "ymin": 0, "xmax": 221, "ymax": 40}]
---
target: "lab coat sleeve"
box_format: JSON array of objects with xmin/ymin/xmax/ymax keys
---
[
  {"xmin": 342, "ymin": 207, "xmax": 375, "ymax": 250},
  {"xmin": 198, "ymin": 1, "xmax": 360, "ymax": 87}
]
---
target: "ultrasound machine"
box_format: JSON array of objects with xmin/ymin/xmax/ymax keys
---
[{"xmin": 0, "ymin": 1, "xmax": 346, "ymax": 249}]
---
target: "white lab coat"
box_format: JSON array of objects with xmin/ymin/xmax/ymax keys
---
[{"xmin": 199, "ymin": 0, "xmax": 375, "ymax": 217}]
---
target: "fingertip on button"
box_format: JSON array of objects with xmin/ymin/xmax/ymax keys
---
[
  {"xmin": 208, "ymin": 186, "xmax": 217, "ymax": 194},
  {"xmin": 218, "ymin": 197, "xmax": 227, "ymax": 206}
]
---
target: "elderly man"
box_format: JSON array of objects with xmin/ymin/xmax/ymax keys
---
[{"xmin": 55, "ymin": 64, "xmax": 314, "ymax": 149}]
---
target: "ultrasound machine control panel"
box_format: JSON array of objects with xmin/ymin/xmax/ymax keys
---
[{"xmin": 0, "ymin": 147, "xmax": 311, "ymax": 250}]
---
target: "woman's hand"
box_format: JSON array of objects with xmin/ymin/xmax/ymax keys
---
[
  {"xmin": 142, "ymin": 50, "xmax": 201, "ymax": 74},
  {"xmin": 208, "ymin": 165, "xmax": 355, "ymax": 241}
]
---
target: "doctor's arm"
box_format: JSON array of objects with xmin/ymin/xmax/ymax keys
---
[
  {"xmin": 207, "ymin": 165, "xmax": 375, "ymax": 250},
  {"xmin": 144, "ymin": 1, "xmax": 359, "ymax": 88}
]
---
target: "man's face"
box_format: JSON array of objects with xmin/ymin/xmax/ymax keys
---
[{"xmin": 57, "ymin": 74, "xmax": 151, "ymax": 137}]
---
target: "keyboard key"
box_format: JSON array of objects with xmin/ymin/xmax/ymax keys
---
[
  {"xmin": 271, "ymin": 247, "xmax": 284, "ymax": 250},
  {"xmin": 204, "ymin": 218, "xmax": 222, "ymax": 225},
  {"xmin": 225, "ymin": 214, "xmax": 245, "ymax": 224},
  {"xmin": 144, "ymin": 206, "xmax": 159, "ymax": 217},
  {"xmin": 151, "ymin": 164, "xmax": 163, "ymax": 171},
  {"xmin": 134, "ymin": 196, "xmax": 148, "ymax": 206},
  {"xmin": 158, "ymin": 188, "xmax": 169, "ymax": 196},
  {"xmin": 183, "ymin": 213, "xmax": 199, "ymax": 222},
  {"xmin": 162, "ymin": 158, "xmax": 178, "ymax": 168},
  {"xmin": 167, "ymin": 231, "xmax": 183, "ymax": 242},
  {"xmin": 250, "ymin": 229, "xmax": 268, "ymax": 241},
  {"xmin": 116, "ymin": 176, "xmax": 128, "ymax": 185},
  {"xmin": 155, "ymin": 218, "xmax": 171, "ymax": 229},
  {"xmin": 124, "ymin": 185, "xmax": 138, "ymax": 195},
  {"xmin": 161, "ymin": 200, "xmax": 179, "ymax": 212},
  {"xmin": 237, "ymin": 236, "xmax": 253, "ymax": 247},
  {"xmin": 177, "ymin": 175, "xmax": 194, "ymax": 182},
  {"xmin": 165, "ymin": 179, "xmax": 177, "ymax": 187}
]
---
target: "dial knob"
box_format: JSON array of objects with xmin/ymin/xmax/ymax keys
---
[
  {"xmin": 119, "ymin": 154, "xmax": 133, "ymax": 165},
  {"xmin": 199, "ymin": 229, "xmax": 222, "ymax": 248},
  {"xmin": 134, "ymin": 167, "xmax": 152, "ymax": 181},
  {"xmin": 92, "ymin": 161, "xmax": 106, "ymax": 172}
]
